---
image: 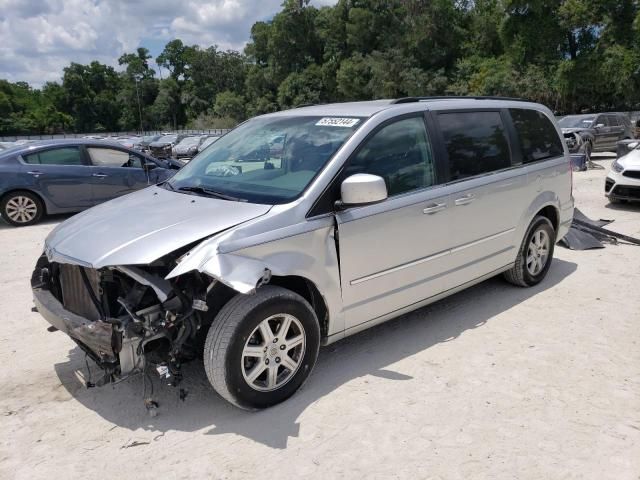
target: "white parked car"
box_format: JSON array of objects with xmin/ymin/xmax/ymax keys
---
[{"xmin": 605, "ymin": 147, "xmax": 640, "ymax": 203}]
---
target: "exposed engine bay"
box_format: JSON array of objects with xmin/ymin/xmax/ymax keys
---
[
  {"xmin": 31, "ymin": 249, "xmax": 235, "ymax": 393},
  {"xmin": 563, "ymin": 131, "xmax": 586, "ymax": 154}
]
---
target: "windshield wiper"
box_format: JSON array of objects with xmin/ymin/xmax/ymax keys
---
[{"xmin": 177, "ymin": 186, "xmax": 245, "ymax": 202}]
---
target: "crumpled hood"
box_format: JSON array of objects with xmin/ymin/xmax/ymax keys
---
[
  {"xmin": 620, "ymin": 149, "xmax": 640, "ymax": 169},
  {"xmin": 45, "ymin": 186, "xmax": 272, "ymax": 268}
]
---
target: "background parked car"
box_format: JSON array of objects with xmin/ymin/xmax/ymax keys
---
[
  {"xmin": 606, "ymin": 147, "xmax": 640, "ymax": 203},
  {"xmin": 0, "ymin": 139, "xmax": 179, "ymax": 227},
  {"xmin": 172, "ymin": 135, "xmax": 205, "ymax": 160},
  {"xmin": 149, "ymin": 134, "xmax": 187, "ymax": 159},
  {"xmin": 137, "ymin": 134, "xmax": 162, "ymax": 152},
  {"xmin": 114, "ymin": 136, "xmax": 142, "ymax": 150},
  {"xmin": 559, "ymin": 112, "xmax": 634, "ymax": 160},
  {"xmin": 197, "ymin": 135, "xmax": 220, "ymax": 153}
]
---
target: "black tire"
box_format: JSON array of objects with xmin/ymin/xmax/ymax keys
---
[
  {"xmin": 503, "ymin": 215, "xmax": 555, "ymax": 287},
  {"xmin": 1, "ymin": 190, "xmax": 44, "ymax": 227},
  {"xmin": 204, "ymin": 286, "xmax": 320, "ymax": 410}
]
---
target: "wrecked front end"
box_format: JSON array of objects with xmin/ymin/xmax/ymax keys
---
[
  {"xmin": 563, "ymin": 131, "xmax": 585, "ymax": 154},
  {"xmin": 31, "ymin": 250, "xmax": 232, "ymax": 389}
]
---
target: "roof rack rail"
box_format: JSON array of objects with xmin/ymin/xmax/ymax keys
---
[{"xmin": 391, "ymin": 96, "xmax": 529, "ymax": 104}]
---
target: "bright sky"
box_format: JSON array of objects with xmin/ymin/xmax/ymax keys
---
[{"xmin": 0, "ymin": 0, "xmax": 337, "ymax": 87}]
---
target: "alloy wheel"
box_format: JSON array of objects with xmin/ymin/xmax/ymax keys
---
[
  {"xmin": 5, "ymin": 196, "xmax": 38, "ymax": 223},
  {"xmin": 526, "ymin": 229, "xmax": 550, "ymax": 276},
  {"xmin": 241, "ymin": 313, "xmax": 306, "ymax": 392}
]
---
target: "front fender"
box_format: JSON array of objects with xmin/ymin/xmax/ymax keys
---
[{"xmin": 165, "ymin": 219, "xmax": 345, "ymax": 336}]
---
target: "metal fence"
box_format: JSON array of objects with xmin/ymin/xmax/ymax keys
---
[{"xmin": 0, "ymin": 129, "xmax": 232, "ymax": 142}]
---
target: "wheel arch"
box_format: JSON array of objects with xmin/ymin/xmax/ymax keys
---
[
  {"xmin": 203, "ymin": 273, "xmax": 329, "ymax": 338},
  {"xmin": 267, "ymin": 275, "xmax": 329, "ymax": 337},
  {"xmin": 537, "ymin": 204, "xmax": 559, "ymax": 232},
  {"xmin": 513, "ymin": 192, "xmax": 561, "ymax": 258}
]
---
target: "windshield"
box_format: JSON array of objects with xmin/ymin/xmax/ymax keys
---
[
  {"xmin": 558, "ymin": 116, "xmax": 595, "ymax": 128},
  {"xmin": 177, "ymin": 136, "xmax": 201, "ymax": 147},
  {"xmin": 168, "ymin": 115, "xmax": 363, "ymax": 204}
]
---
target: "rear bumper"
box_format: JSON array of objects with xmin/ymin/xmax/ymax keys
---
[{"xmin": 32, "ymin": 286, "xmax": 117, "ymax": 364}]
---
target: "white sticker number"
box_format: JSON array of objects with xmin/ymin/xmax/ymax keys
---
[{"xmin": 316, "ymin": 117, "xmax": 360, "ymax": 128}]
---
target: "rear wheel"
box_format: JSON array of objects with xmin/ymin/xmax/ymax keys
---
[
  {"xmin": 204, "ymin": 286, "xmax": 320, "ymax": 410},
  {"xmin": 1, "ymin": 191, "xmax": 44, "ymax": 227},
  {"xmin": 504, "ymin": 216, "xmax": 555, "ymax": 287}
]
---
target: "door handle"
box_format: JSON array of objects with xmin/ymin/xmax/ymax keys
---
[
  {"xmin": 454, "ymin": 194, "xmax": 475, "ymax": 206},
  {"xmin": 92, "ymin": 173, "xmax": 108, "ymax": 178},
  {"xmin": 27, "ymin": 171, "xmax": 44, "ymax": 176},
  {"xmin": 423, "ymin": 203, "xmax": 447, "ymax": 214}
]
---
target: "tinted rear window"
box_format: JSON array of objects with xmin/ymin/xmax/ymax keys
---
[
  {"xmin": 509, "ymin": 109, "xmax": 564, "ymax": 163},
  {"xmin": 23, "ymin": 147, "xmax": 84, "ymax": 166},
  {"xmin": 438, "ymin": 111, "xmax": 511, "ymax": 181}
]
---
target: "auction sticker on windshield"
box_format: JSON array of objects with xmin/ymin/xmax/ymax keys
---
[{"xmin": 316, "ymin": 117, "xmax": 360, "ymax": 127}]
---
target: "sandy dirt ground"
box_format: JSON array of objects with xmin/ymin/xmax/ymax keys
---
[{"xmin": 1, "ymin": 156, "xmax": 639, "ymax": 480}]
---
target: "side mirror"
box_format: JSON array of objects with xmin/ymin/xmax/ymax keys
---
[
  {"xmin": 143, "ymin": 162, "xmax": 157, "ymax": 171},
  {"xmin": 595, "ymin": 123, "xmax": 605, "ymax": 129},
  {"xmin": 337, "ymin": 174, "xmax": 387, "ymax": 209}
]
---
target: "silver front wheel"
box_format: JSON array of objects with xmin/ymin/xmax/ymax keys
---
[
  {"xmin": 526, "ymin": 229, "xmax": 550, "ymax": 276},
  {"xmin": 241, "ymin": 313, "xmax": 306, "ymax": 392}
]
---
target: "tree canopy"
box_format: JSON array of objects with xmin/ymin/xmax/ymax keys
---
[{"xmin": 2, "ymin": 0, "xmax": 640, "ymax": 135}]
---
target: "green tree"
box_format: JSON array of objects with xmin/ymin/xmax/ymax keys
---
[
  {"xmin": 156, "ymin": 39, "xmax": 195, "ymax": 80},
  {"xmin": 214, "ymin": 91, "xmax": 246, "ymax": 121},
  {"xmin": 277, "ymin": 64, "xmax": 326, "ymax": 108},
  {"xmin": 152, "ymin": 78, "xmax": 182, "ymax": 129},
  {"xmin": 118, "ymin": 47, "xmax": 155, "ymax": 79},
  {"xmin": 4, "ymin": 0, "xmax": 640, "ymax": 133}
]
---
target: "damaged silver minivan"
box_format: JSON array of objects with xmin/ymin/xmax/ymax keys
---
[{"xmin": 32, "ymin": 97, "xmax": 574, "ymax": 409}]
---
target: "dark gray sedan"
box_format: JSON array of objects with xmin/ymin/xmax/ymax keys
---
[{"xmin": 0, "ymin": 139, "xmax": 180, "ymax": 226}]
